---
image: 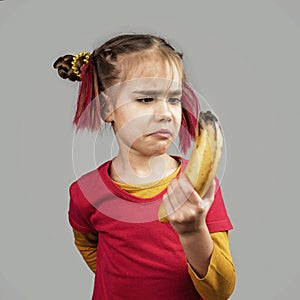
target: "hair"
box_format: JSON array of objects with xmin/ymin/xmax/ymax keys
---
[{"xmin": 53, "ymin": 33, "xmax": 200, "ymax": 154}]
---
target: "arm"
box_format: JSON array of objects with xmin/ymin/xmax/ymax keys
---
[
  {"xmin": 178, "ymin": 223, "xmax": 213, "ymax": 278},
  {"xmin": 73, "ymin": 229, "xmax": 98, "ymax": 273},
  {"xmin": 187, "ymin": 231, "xmax": 235, "ymax": 300},
  {"xmin": 162, "ymin": 174, "xmax": 235, "ymax": 299}
]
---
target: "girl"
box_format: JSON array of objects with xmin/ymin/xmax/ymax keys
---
[{"xmin": 53, "ymin": 34, "xmax": 235, "ymax": 300}]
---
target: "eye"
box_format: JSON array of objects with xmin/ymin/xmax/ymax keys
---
[
  {"xmin": 169, "ymin": 97, "xmax": 182, "ymax": 105},
  {"xmin": 137, "ymin": 98, "xmax": 154, "ymax": 103}
]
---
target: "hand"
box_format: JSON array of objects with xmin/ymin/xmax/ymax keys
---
[{"xmin": 162, "ymin": 173, "xmax": 216, "ymax": 236}]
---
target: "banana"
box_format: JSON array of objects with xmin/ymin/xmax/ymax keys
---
[{"xmin": 158, "ymin": 111, "xmax": 224, "ymax": 222}]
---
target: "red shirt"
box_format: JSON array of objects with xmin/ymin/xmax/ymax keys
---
[{"xmin": 69, "ymin": 156, "xmax": 233, "ymax": 300}]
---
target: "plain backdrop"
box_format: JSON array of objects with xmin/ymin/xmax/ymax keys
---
[{"xmin": 1, "ymin": 0, "xmax": 300, "ymax": 299}]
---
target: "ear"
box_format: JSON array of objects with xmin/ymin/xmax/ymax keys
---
[
  {"xmin": 100, "ymin": 91, "xmax": 114, "ymax": 122},
  {"xmin": 104, "ymin": 111, "xmax": 114, "ymax": 123}
]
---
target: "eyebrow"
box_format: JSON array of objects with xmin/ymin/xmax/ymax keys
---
[{"xmin": 132, "ymin": 89, "xmax": 182, "ymax": 97}]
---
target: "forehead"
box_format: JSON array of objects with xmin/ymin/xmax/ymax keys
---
[
  {"xmin": 127, "ymin": 77, "xmax": 181, "ymax": 93},
  {"xmin": 118, "ymin": 51, "xmax": 183, "ymax": 83},
  {"xmin": 107, "ymin": 77, "xmax": 182, "ymax": 105},
  {"xmin": 131, "ymin": 60, "xmax": 181, "ymax": 82},
  {"xmin": 126, "ymin": 62, "xmax": 181, "ymax": 92},
  {"xmin": 106, "ymin": 54, "xmax": 183, "ymax": 104}
]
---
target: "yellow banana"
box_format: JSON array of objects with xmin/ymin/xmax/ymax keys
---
[{"xmin": 158, "ymin": 111, "xmax": 224, "ymax": 222}]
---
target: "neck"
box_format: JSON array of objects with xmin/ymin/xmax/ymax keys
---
[{"xmin": 110, "ymin": 151, "xmax": 179, "ymax": 185}]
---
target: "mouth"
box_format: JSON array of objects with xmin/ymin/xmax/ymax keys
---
[{"xmin": 148, "ymin": 129, "xmax": 172, "ymax": 138}]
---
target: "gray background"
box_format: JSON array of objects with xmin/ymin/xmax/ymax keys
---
[{"xmin": 1, "ymin": 0, "xmax": 300, "ymax": 299}]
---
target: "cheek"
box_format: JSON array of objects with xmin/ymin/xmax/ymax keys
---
[
  {"xmin": 173, "ymin": 107, "xmax": 183, "ymax": 127},
  {"xmin": 121, "ymin": 111, "xmax": 149, "ymax": 126},
  {"xmin": 114, "ymin": 112, "xmax": 149, "ymax": 141}
]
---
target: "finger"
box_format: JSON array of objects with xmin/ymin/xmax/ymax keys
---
[
  {"xmin": 178, "ymin": 173, "xmax": 199, "ymax": 204},
  {"xmin": 176, "ymin": 174, "xmax": 207, "ymax": 213},
  {"xmin": 162, "ymin": 191, "xmax": 175, "ymax": 216},
  {"xmin": 168, "ymin": 178, "xmax": 188, "ymax": 212}
]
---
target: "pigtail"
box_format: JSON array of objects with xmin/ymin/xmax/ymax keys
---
[
  {"xmin": 53, "ymin": 55, "xmax": 80, "ymax": 82},
  {"xmin": 73, "ymin": 53, "xmax": 102, "ymax": 132},
  {"xmin": 53, "ymin": 52, "xmax": 102, "ymax": 132},
  {"xmin": 179, "ymin": 83, "xmax": 200, "ymax": 155}
]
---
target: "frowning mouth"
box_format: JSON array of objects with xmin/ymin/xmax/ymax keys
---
[{"xmin": 148, "ymin": 129, "xmax": 172, "ymax": 138}]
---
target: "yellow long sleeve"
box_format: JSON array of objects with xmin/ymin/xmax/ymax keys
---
[
  {"xmin": 73, "ymin": 229, "xmax": 98, "ymax": 273},
  {"xmin": 188, "ymin": 231, "xmax": 236, "ymax": 300}
]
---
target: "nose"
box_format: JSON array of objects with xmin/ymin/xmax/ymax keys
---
[{"xmin": 153, "ymin": 99, "xmax": 172, "ymax": 122}]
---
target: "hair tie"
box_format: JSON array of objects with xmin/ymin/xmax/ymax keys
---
[{"xmin": 71, "ymin": 52, "xmax": 91, "ymax": 78}]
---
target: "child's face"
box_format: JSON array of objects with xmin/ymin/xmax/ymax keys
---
[{"xmin": 105, "ymin": 60, "xmax": 182, "ymax": 157}]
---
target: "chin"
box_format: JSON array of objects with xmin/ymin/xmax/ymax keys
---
[{"xmin": 154, "ymin": 144, "xmax": 171, "ymax": 155}]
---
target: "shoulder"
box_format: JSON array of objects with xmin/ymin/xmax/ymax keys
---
[
  {"xmin": 70, "ymin": 160, "xmax": 111, "ymax": 189},
  {"xmin": 69, "ymin": 159, "xmax": 112, "ymax": 205}
]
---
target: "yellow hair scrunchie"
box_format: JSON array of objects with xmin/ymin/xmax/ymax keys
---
[{"xmin": 71, "ymin": 51, "xmax": 91, "ymax": 78}]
